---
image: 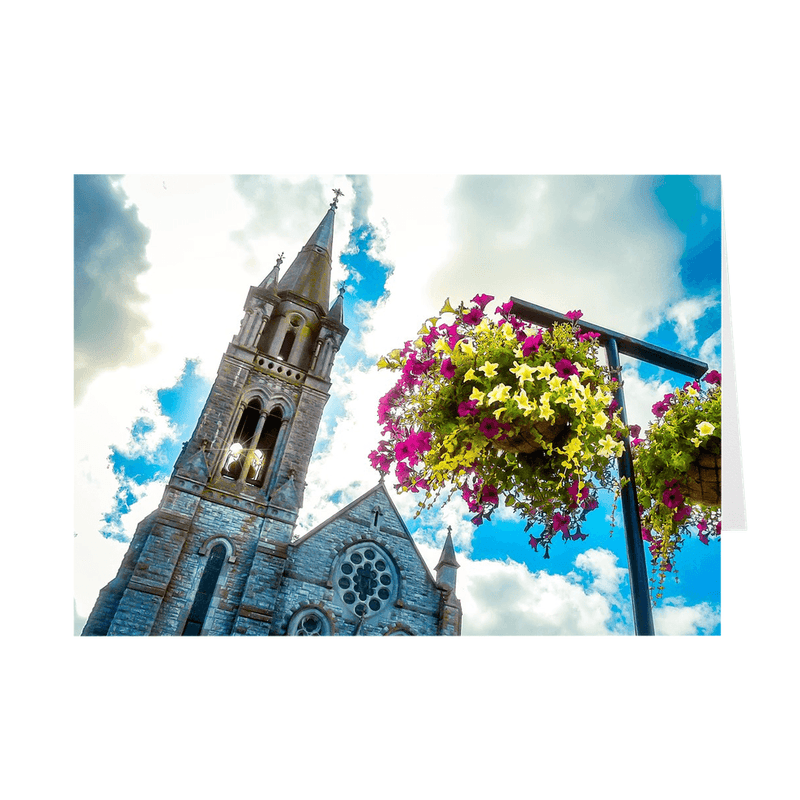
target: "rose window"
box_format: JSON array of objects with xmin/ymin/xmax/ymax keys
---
[{"xmin": 334, "ymin": 544, "xmax": 396, "ymax": 619}]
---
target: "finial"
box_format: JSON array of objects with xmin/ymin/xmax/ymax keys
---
[
  {"xmin": 336, "ymin": 279, "xmax": 347, "ymax": 296},
  {"xmin": 331, "ymin": 188, "xmax": 344, "ymax": 209},
  {"xmin": 276, "ymin": 252, "xmax": 284, "ymax": 267}
]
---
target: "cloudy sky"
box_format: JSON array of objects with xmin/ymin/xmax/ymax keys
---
[{"xmin": 74, "ymin": 174, "xmax": 724, "ymax": 636}]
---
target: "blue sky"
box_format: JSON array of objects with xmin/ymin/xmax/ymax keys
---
[{"xmin": 74, "ymin": 174, "xmax": 723, "ymax": 636}]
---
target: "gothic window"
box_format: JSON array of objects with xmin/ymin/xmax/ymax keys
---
[
  {"xmin": 278, "ymin": 328, "xmax": 296, "ymax": 361},
  {"xmin": 333, "ymin": 543, "xmax": 398, "ymax": 621},
  {"xmin": 182, "ymin": 543, "xmax": 227, "ymax": 636},
  {"xmin": 287, "ymin": 607, "xmax": 331, "ymax": 636},
  {"xmin": 221, "ymin": 401, "xmax": 282, "ymax": 486}
]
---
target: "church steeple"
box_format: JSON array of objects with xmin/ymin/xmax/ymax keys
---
[{"xmin": 276, "ymin": 190, "xmax": 341, "ymax": 313}]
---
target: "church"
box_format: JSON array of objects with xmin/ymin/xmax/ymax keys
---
[{"xmin": 82, "ymin": 190, "xmax": 462, "ymax": 636}]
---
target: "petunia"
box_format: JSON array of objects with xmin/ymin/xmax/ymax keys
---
[
  {"xmin": 469, "ymin": 387, "xmax": 486, "ymax": 405},
  {"xmin": 565, "ymin": 309, "xmax": 583, "ymax": 321},
  {"xmin": 486, "ymin": 383, "xmax": 511, "ymax": 404},
  {"xmin": 458, "ymin": 399, "xmax": 480, "ymax": 417},
  {"xmin": 471, "ymin": 293, "xmax": 494, "ymax": 310},
  {"xmin": 464, "ymin": 367, "xmax": 479, "ymax": 381},
  {"xmin": 536, "ymin": 362, "xmax": 557, "ymax": 380},
  {"xmin": 462, "ymin": 307, "xmax": 483, "ymax": 326},
  {"xmin": 440, "ymin": 357, "xmax": 456, "ymax": 379},
  {"xmin": 662, "ymin": 484, "xmax": 684, "ymax": 509},
  {"xmin": 696, "ymin": 421, "xmax": 716, "ymax": 437},
  {"xmin": 478, "ymin": 361, "xmax": 500, "ymax": 378},
  {"xmin": 495, "ymin": 300, "xmax": 514, "ymax": 316},
  {"xmin": 510, "ymin": 360, "xmax": 537, "ymax": 384},
  {"xmin": 481, "ymin": 484, "xmax": 499, "ymax": 505},
  {"xmin": 478, "ymin": 416, "xmax": 501, "ymax": 439},
  {"xmin": 704, "ymin": 370, "xmax": 721, "ymax": 385},
  {"xmin": 555, "ymin": 358, "xmax": 579, "ymax": 379},
  {"xmin": 521, "ymin": 332, "xmax": 543, "ymax": 357},
  {"xmin": 552, "ymin": 512, "xmax": 570, "ymax": 535}
]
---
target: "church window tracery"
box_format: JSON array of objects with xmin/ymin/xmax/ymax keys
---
[
  {"xmin": 287, "ymin": 607, "xmax": 331, "ymax": 636},
  {"xmin": 221, "ymin": 400, "xmax": 283, "ymax": 486},
  {"xmin": 333, "ymin": 543, "xmax": 397, "ymax": 620}
]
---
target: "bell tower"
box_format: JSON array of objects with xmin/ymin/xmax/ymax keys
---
[{"xmin": 83, "ymin": 190, "xmax": 349, "ymax": 636}]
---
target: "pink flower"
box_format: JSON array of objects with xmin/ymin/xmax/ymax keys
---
[
  {"xmin": 554, "ymin": 358, "xmax": 579, "ymax": 379},
  {"xmin": 629, "ymin": 424, "xmax": 641, "ymax": 439},
  {"xmin": 369, "ymin": 450, "xmax": 391, "ymax": 472},
  {"xmin": 704, "ymin": 370, "xmax": 721, "ymax": 385},
  {"xmin": 496, "ymin": 300, "xmax": 514, "ymax": 316},
  {"xmin": 578, "ymin": 331, "xmax": 601, "ymax": 342},
  {"xmin": 462, "ymin": 306, "xmax": 483, "ymax": 326},
  {"xmin": 440, "ymin": 357, "xmax": 456, "ymax": 379},
  {"xmin": 529, "ymin": 535, "xmax": 541, "ymax": 551},
  {"xmin": 471, "ymin": 293, "xmax": 494, "ymax": 310},
  {"xmin": 395, "ymin": 461, "xmax": 411, "ymax": 486},
  {"xmin": 662, "ymin": 484, "xmax": 684, "ymax": 509},
  {"xmin": 458, "ymin": 399, "xmax": 479, "ymax": 417},
  {"xmin": 641, "ymin": 528, "xmax": 653, "ymax": 542},
  {"xmin": 566, "ymin": 309, "xmax": 583, "ymax": 321},
  {"xmin": 522, "ymin": 332, "xmax": 542, "ymax": 357},
  {"xmin": 674, "ymin": 505, "xmax": 691, "ymax": 523},
  {"xmin": 553, "ymin": 512, "xmax": 570, "ymax": 535},
  {"xmin": 394, "ymin": 438, "xmax": 415, "ymax": 462},
  {"xmin": 479, "ymin": 416, "xmax": 501, "ymax": 439},
  {"xmin": 481, "ymin": 485, "xmax": 499, "ymax": 505},
  {"xmin": 698, "ymin": 532, "xmax": 709, "ymax": 545}
]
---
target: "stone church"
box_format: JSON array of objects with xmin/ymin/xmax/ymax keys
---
[{"xmin": 83, "ymin": 191, "xmax": 462, "ymax": 636}]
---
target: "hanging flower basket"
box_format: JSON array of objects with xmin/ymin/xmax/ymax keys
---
[
  {"xmin": 631, "ymin": 370, "xmax": 722, "ymax": 599},
  {"xmin": 369, "ymin": 295, "xmax": 629, "ymax": 556}
]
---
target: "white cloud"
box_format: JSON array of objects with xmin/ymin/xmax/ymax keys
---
[
  {"xmin": 665, "ymin": 293, "xmax": 719, "ymax": 350},
  {"xmin": 413, "ymin": 545, "xmax": 631, "ymax": 635},
  {"xmin": 653, "ymin": 597, "xmax": 721, "ymax": 635}
]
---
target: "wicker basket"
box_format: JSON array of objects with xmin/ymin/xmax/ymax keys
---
[
  {"xmin": 496, "ymin": 417, "xmax": 568, "ymax": 454},
  {"xmin": 685, "ymin": 447, "xmax": 721, "ymax": 507}
]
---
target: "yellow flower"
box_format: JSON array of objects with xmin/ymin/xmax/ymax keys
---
[
  {"xmin": 594, "ymin": 387, "xmax": 613, "ymax": 407},
  {"xmin": 475, "ymin": 318, "xmax": 492, "ymax": 335},
  {"xmin": 563, "ymin": 436, "xmax": 582, "ymax": 462},
  {"xmin": 433, "ymin": 337, "xmax": 452, "ymax": 354},
  {"xmin": 592, "ymin": 411, "xmax": 609, "ymax": 428},
  {"xmin": 458, "ymin": 339, "xmax": 476, "ymax": 356},
  {"xmin": 470, "ymin": 387, "xmax": 486, "ymax": 405},
  {"xmin": 501, "ymin": 322, "xmax": 517, "ymax": 341},
  {"xmin": 513, "ymin": 390, "xmax": 534, "ymax": 414},
  {"xmin": 696, "ymin": 421, "xmax": 715, "ymax": 437},
  {"xmin": 569, "ymin": 393, "xmax": 587, "ymax": 414},
  {"xmin": 479, "ymin": 361, "xmax": 499, "ymax": 378},
  {"xmin": 440, "ymin": 297, "xmax": 457, "ymax": 314},
  {"xmin": 597, "ymin": 434, "xmax": 619, "ymax": 458},
  {"xmin": 510, "ymin": 361, "xmax": 536, "ymax": 384},
  {"xmin": 536, "ymin": 362, "xmax": 557, "ymax": 380},
  {"xmin": 487, "ymin": 383, "xmax": 511, "ymax": 404},
  {"xmin": 464, "ymin": 367, "xmax": 479, "ymax": 381}
]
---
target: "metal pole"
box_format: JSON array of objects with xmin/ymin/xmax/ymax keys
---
[{"xmin": 606, "ymin": 337, "xmax": 655, "ymax": 636}]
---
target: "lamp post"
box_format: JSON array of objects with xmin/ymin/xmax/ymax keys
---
[{"xmin": 509, "ymin": 298, "xmax": 708, "ymax": 636}]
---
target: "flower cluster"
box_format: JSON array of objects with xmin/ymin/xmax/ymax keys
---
[
  {"xmin": 632, "ymin": 370, "xmax": 722, "ymax": 598},
  {"xmin": 369, "ymin": 295, "xmax": 629, "ymax": 556}
]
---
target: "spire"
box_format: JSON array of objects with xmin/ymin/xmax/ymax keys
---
[
  {"xmin": 435, "ymin": 527, "xmax": 460, "ymax": 597},
  {"xmin": 435, "ymin": 528, "xmax": 460, "ymax": 573},
  {"xmin": 327, "ymin": 284, "xmax": 345, "ymax": 325},
  {"xmin": 258, "ymin": 252, "xmax": 284, "ymax": 290},
  {"xmin": 277, "ymin": 189, "xmax": 342, "ymax": 312}
]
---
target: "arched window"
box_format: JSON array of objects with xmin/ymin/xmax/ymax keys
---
[
  {"xmin": 247, "ymin": 407, "xmax": 282, "ymax": 485},
  {"xmin": 278, "ymin": 328, "xmax": 296, "ymax": 361},
  {"xmin": 222, "ymin": 400, "xmax": 262, "ymax": 479},
  {"xmin": 221, "ymin": 402, "xmax": 283, "ymax": 486},
  {"xmin": 182, "ymin": 543, "xmax": 227, "ymax": 636},
  {"xmin": 287, "ymin": 607, "xmax": 331, "ymax": 636}
]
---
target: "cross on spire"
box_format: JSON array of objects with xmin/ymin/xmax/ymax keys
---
[{"xmin": 331, "ymin": 188, "xmax": 344, "ymax": 208}]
